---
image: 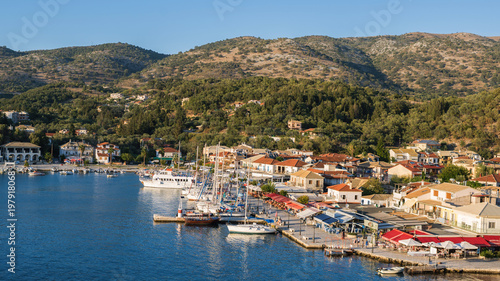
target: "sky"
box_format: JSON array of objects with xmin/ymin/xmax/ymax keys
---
[{"xmin": 1, "ymin": 0, "xmax": 499, "ymax": 54}]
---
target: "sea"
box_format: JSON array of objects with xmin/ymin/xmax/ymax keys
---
[{"xmin": 0, "ymin": 172, "xmax": 498, "ymax": 281}]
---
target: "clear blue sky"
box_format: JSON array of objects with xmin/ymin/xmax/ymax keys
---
[{"xmin": 1, "ymin": 0, "xmax": 499, "ymax": 54}]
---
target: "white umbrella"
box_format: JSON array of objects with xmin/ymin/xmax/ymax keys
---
[
  {"xmin": 438, "ymin": 240, "xmax": 462, "ymax": 250},
  {"xmin": 399, "ymin": 238, "xmax": 422, "ymax": 247},
  {"xmin": 423, "ymin": 241, "xmax": 439, "ymax": 247},
  {"xmin": 459, "ymin": 241, "xmax": 478, "ymax": 250}
]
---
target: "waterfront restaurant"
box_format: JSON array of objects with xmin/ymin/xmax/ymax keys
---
[{"xmin": 1, "ymin": 142, "xmax": 41, "ymax": 163}]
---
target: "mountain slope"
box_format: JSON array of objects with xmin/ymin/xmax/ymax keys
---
[{"xmin": 0, "ymin": 43, "xmax": 167, "ymax": 93}]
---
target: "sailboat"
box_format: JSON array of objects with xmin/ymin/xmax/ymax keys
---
[{"xmin": 226, "ymin": 168, "xmax": 276, "ymax": 234}]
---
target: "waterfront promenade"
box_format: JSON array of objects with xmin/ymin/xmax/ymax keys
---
[{"xmin": 249, "ymin": 195, "xmax": 500, "ymax": 274}]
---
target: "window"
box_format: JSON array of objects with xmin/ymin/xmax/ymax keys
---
[
  {"xmin": 489, "ymin": 222, "xmax": 496, "ymax": 229},
  {"xmin": 341, "ymin": 195, "xmax": 346, "ymax": 200},
  {"xmin": 355, "ymin": 195, "xmax": 358, "ymax": 200},
  {"xmin": 446, "ymin": 193, "xmax": 451, "ymax": 199},
  {"xmin": 433, "ymin": 190, "xmax": 438, "ymax": 196},
  {"xmin": 309, "ymin": 180, "xmax": 312, "ymax": 185}
]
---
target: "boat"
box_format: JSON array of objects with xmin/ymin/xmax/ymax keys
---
[
  {"xmin": 226, "ymin": 168, "xmax": 276, "ymax": 235},
  {"xmin": 184, "ymin": 215, "xmax": 220, "ymax": 226},
  {"xmin": 28, "ymin": 170, "xmax": 45, "ymax": 176},
  {"xmin": 227, "ymin": 222, "xmax": 276, "ymax": 234},
  {"xmin": 107, "ymin": 174, "xmax": 117, "ymax": 178},
  {"xmin": 60, "ymin": 170, "xmax": 73, "ymax": 175},
  {"xmin": 140, "ymin": 168, "xmax": 196, "ymax": 189},
  {"xmin": 377, "ymin": 267, "xmax": 405, "ymax": 275}
]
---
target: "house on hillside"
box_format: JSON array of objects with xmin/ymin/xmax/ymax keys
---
[
  {"xmin": 276, "ymin": 159, "xmax": 307, "ymax": 174},
  {"xmin": 388, "ymin": 163, "xmax": 422, "ymax": 180},
  {"xmin": 287, "ymin": 120, "xmax": 302, "ymax": 130},
  {"xmin": 60, "ymin": 140, "xmax": 94, "ymax": 164},
  {"xmin": 95, "ymin": 142, "xmax": 121, "ymax": 164},
  {"xmin": 288, "ymin": 170, "xmax": 324, "ymax": 191},
  {"xmin": 326, "ymin": 183, "xmax": 362, "ymax": 204},
  {"xmin": 389, "ymin": 148, "xmax": 419, "ymax": 162},
  {"xmin": 469, "ymin": 174, "xmax": 500, "ymax": 187},
  {"xmin": 409, "ymin": 140, "xmax": 440, "ymax": 151}
]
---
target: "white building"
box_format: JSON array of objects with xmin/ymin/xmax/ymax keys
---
[
  {"xmin": 60, "ymin": 141, "xmax": 94, "ymax": 163},
  {"xmin": 453, "ymin": 203, "xmax": 500, "ymax": 234},
  {"xmin": 326, "ymin": 183, "xmax": 362, "ymax": 204},
  {"xmin": 2, "ymin": 142, "xmax": 41, "ymax": 162},
  {"xmin": 2, "ymin": 111, "xmax": 29, "ymax": 123},
  {"xmin": 95, "ymin": 142, "xmax": 121, "ymax": 164},
  {"xmin": 429, "ymin": 183, "xmax": 480, "ymax": 202}
]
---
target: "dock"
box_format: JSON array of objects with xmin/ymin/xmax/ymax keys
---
[
  {"xmin": 406, "ymin": 265, "xmax": 446, "ymax": 274},
  {"xmin": 153, "ymin": 214, "xmax": 267, "ymax": 224}
]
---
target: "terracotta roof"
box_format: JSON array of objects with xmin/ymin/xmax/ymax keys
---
[
  {"xmin": 290, "ymin": 170, "xmax": 324, "ymax": 179},
  {"xmin": 253, "ymin": 157, "xmax": 281, "ymax": 165},
  {"xmin": 470, "ymin": 174, "xmax": 500, "ymax": 183},
  {"xmin": 161, "ymin": 147, "xmax": 178, "ymax": 153},
  {"xmin": 489, "ymin": 157, "xmax": 500, "ymax": 163},
  {"xmin": 2, "ymin": 142, "xmax": 40, "ymax": 148},
  {"xmin": 327, "ymin": 183, "xmax": 362, "ymax": 192},
  {"xmin": 405, "ymin": 187, "xmax": 430, "ymax": 199},
  {"xmin": 279, "ymin": 159, "xmax": 307, "ymax": 167},
  {"xmin": 431, "ymin": 183, "xmax": 473, "ymax": 193}
]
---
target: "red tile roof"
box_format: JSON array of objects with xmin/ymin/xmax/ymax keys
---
[
  {"xmin": 254, "ymin": 157, "xmax": 281, "ymax": 165},
  {"xmin": 470, "ymin": 174, "xmax": 500, "ymax": 183},
  {"xmin": 326, "ymin": 183, "xmax": 361, "ymax": 192},
  {"xmin": 279, "ymin": 159, "xmax": 307, "ymax": 167}
]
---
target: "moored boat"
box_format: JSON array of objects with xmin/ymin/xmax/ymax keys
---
[
  {"xmin": 28, "ymin": 170, "xmax": 45, "ymax": 176},
  {"xmin": 227, "ymin": 223, "xmax": 276, "ymax": 234},
  {"xmin": 184, "ymin": 216, "xmax": 220, "ymax": 226},
  {"xmin": 140, "ymin": 168, "xmax": 196, "ymax": 189},
  {"xmin": 377, "ymin": 267, "xmax": 405, "ymax": 275}
]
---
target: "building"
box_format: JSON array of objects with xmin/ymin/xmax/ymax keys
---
[
  {"xmin": 326, "ymin": 183, "xmax": 362, "ymax": 204},
  {"xmin": 469, "ymin": 174, "xmax": 500, "ymax": 187},
  {"xmin": 389, "ymin": 148, "xmax": 419, "ymax": 162},
  {"xmin": 16, "ymin": 125, "xmax": 36, "ymax": 134},
  {"xmin": 452, "ymin": 203, "xmax": 500, "ymax": 234},
  {"xmin": 60, "ymin": 141, "xmax": 94, "ymax": 164},
  {"xmin": 252, "ymin": 157, "xmax": 281, "ymax": 173},
  {"xmin": 109, "ymin": 93, "xmax": 123, "ymax": 100},
  {"xmin": 2, "ymin": 111, "xmax": 29, "ymax": 123},
  {"xmin": 388, "ymin": 163, "xmax": 422, "ymax": 179},
  {"xmin": 276, "ymin": 159, "xmax": 307, "ymax": 174},
  {"xmin": 409, "ymin": 140, "xmax": 440, "ymax": 151},
  {"xmin": 288, "ymin": 170, "xmax": 324, "ymax": 191},
  {"xmin": 418, "ymin": 152, "xmax": 439, "ymax": 164},
  {"xmin": 361, "ymin": 194, "xmax": 392, "ymax": 206},
  {"xmin": 75, "ymin": 129, "xmax": 88, "ymax": 136},
  {"xmin": 287, "ymin": 120, "xmax": 302, "ymax": 130},
  {"xmin": 95, "ymin": 142, "xmax": 121, "ymax": 164},
  {"xmin": 429, "ymin": 183, "xmax": 479, "ymax": 202},
  {"xmin": 1, "ymin": 142, "xmax": 41, "ymax": 162}
]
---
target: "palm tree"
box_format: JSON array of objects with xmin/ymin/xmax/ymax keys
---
[
  {"xmin": 78, "ymin": 144, "xmax": 86, "ymax": 166},
  {"xmin": 141, "ymin": 147, "xmax": 147, "ymax": 165},
  {"xmin": 107, "ymin": 147, "xmax": 114, "ymax": 164}
]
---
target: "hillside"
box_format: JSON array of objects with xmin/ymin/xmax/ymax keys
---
[
  {"xmin": 127, "ymin": 33, "xmax": 500, "ymax": 98},
  {"xmin": 0, "ymin": 43, "xmax": 166, "ymax": 93}
]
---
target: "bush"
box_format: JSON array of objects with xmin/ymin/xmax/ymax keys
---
[
  {"xmin": 297, "ymin": 195, "xmax": 309, "ymax": 205},
  {"xmin": 261, "ymin": 183, "xmax": 277, "ymax": 193},
  {"xmin": 480, "ymin": 249, "xmax": 495, "ymax": 258}
]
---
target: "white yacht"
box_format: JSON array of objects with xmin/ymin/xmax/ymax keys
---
[
  {"xmin": 227, "ymin": 222, "xmax": 276, "ymax": 234},
  {"xmin": 140, "ymin": 169, "xmax": 196, "ymax": 189}
]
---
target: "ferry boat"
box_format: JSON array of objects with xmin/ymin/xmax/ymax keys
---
[{"xmin": 140, "ymin": 169, "xmax": 196, "ymax": 189}]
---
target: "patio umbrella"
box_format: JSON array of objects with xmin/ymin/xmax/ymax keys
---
[
  {"xmin": 399, "ymin": 238, "xmax": 422, "ymax": 247},
  {"xmin": 422, "ymin": 241, "xmax": 439, "ymax": 247},
  {"xmin": 459, "ymin": 241, "xmax": 478, "ymax": 250},
  {"xmin": 438, "ymin": 240, "xmax": 462, "ymax": 250}
]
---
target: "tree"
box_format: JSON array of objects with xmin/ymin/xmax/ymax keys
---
[
  {"xmin": 107, "ymin": 147, "xmax": 114, "ymax": 164},
  {"xmin": 375, "ymin": 138, "xmax": 389, "ymax": 162},
  {"xmin": 120, "ymin": 153, "xmax": 133, "ymax": 164},
  {"xmin": 475, "ymin": 163, "xmax": 495, "ymax": 178},
  {"xmin": 297, "ymin": 195, "xmax": 309, "ymax": 205},
  {"xmin": 78, "ymin": 144, "xmax": 86, "ymax": 165},
  {"xmin": 44, "ymin": 152, "xmax": 53, "ymax": 163},
  {"xmin": 440, "ymin": 164, "xmax": 470, "ymax": 182},
  {"xmin": 261, "ymin": 183, "xmax": 277, "ymax": 193},
  {"xmin": 361, "ymin": 178, "xmax": 385, "ymax": 196}
]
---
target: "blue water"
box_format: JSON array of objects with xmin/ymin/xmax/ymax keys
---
[{"xmin": 0, "ymin": 173, "xmax": 498, "ymax": 281}]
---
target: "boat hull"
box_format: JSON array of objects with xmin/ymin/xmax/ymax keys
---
[
  {"xmin": 184, "ymin": 217, "xmax": 220, "ymax": 226},
  {"xmin": 227, "ymin": 224, "xmax": 276, "ymax": 234}
]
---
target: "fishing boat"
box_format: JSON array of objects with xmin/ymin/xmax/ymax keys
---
[
  {"xmin": 140, "ymin": 168, "xmax": 196, "ymax": 189},
  {"xmin": 107, "ymin": 174, "xmax": 118, "ymax": 178},
  {"xmin": 28, "ymin": 170, "xmax": 45, "ymax": 176},
  {"xmin": 377, "ymin": 267, "xmax": 405, "ymax": 275},
  {"xmin": 184, "ymin": 215, "xmax": 220, "ymax": 226}
]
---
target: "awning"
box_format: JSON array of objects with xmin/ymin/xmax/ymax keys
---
[
  {"xmin": 416, "ymin": 236, "xmax": 440, "ymax": 244},
  {"xmin": 483, "ymin": 235, "xmax": 500, "ymax": 247},
  {"xmin": 313, "ymin": 214, "xmax": 339, "ymax": 225},
  {"xmin": 286, "ymin": 201, "xmax": 305, "ymax": 211},
  {"xmin": 437, "ymin": 237, "xmax": 464, "ymax": 244},
  {"xmin": 409, "ymin": 230, "xmax": 431, "ymax": 236},
  {"xmin": 399, "ymin": 238, "xmax": 422, "ymax": 247},
  {"xmin": 382, "ymin": 229, "xmax": 413, "ymax": 243},
  {"xmin": 297, "ymin": 208, "xmax": 321, "ymax": 219},
  {"xmin": 463, "ymin": 237, "xmax": 491, "ymax": 247},
  {"xmin": 402, "ymin": 198, "xmax": 417, "ymax": 209}
]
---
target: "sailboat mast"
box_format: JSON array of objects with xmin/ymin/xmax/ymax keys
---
[{"xmin": 245, "ymin": 165, "xmax": 249, "ymax": 220}]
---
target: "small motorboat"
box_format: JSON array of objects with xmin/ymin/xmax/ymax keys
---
[
  {"xmin": 377, "ymin": 267, "xmax": 405, "ymax": 275},
  {"xmin": 28, "ymin": 170, "xmax": 45, "ymax": 176}
]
